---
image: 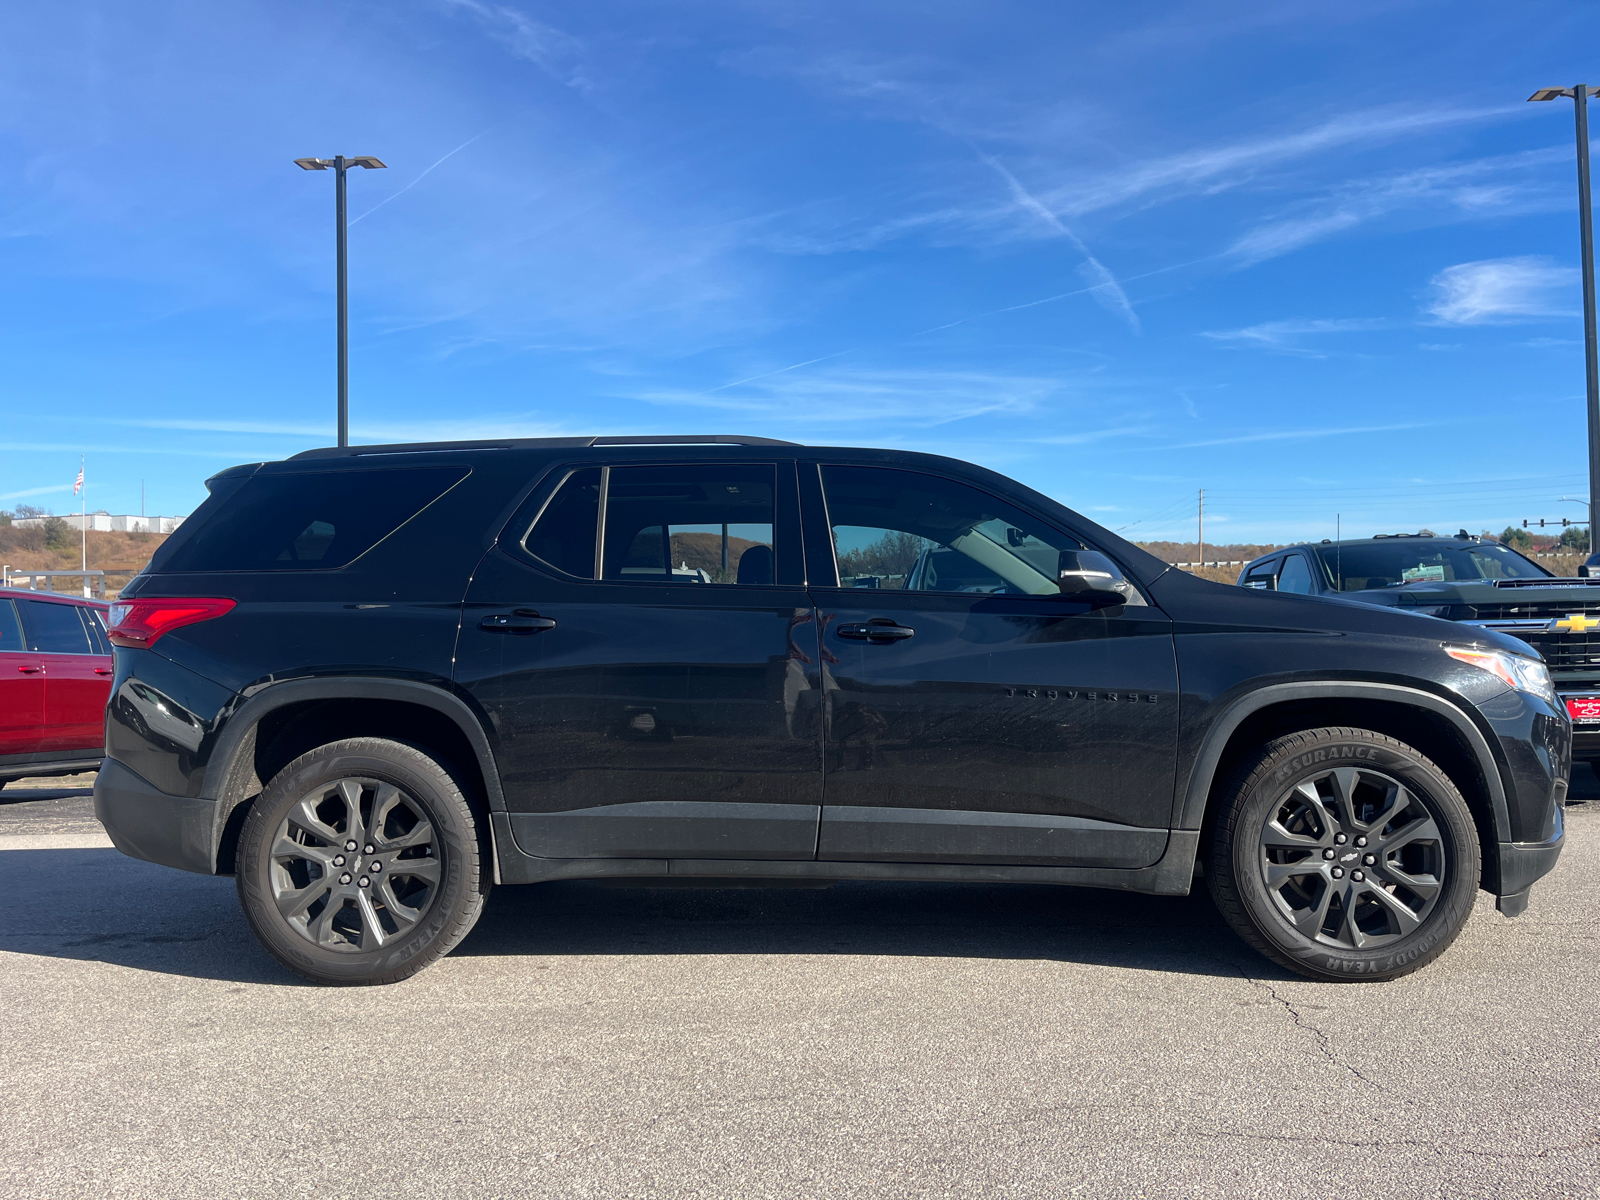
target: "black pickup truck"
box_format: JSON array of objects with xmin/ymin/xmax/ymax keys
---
[{"xmin": 1240, "ymin": 533, "xmax": 1600, "ymax": 761}]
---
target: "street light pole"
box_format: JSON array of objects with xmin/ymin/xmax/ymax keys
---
[
  {"xmin": 1530, "ymin": 86, "xmax": 1600, "ymax": 537},
  {"xmin": 295, "ymin": 154, "xmax": 387, "ymax": 448}
]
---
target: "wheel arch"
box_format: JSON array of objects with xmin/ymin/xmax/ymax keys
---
[
  {"xmin": 200, "ymin": 678, "xmax": 505, "ymax": 876},
  {"xmin": 1178, "ymin": 683, "xmax": 1512, "ymax": 892}
]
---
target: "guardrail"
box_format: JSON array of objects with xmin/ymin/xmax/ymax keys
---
[{"xmin": 2, "ymin": 568, "xmax": 109, "ymax": 598}]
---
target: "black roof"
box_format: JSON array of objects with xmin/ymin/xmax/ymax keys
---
[{"xmin": 288, "ymin": 434, "xmax": 800, "ymax": 461}]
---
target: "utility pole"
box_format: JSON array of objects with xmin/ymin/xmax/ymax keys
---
[
  {"xmin": 294, "ymin": 155, "xmax": 387, "ymax": 448},
  {"xmin": 1197, "ymin": 488, "xmax": 1204, "ymax": 568},
  {"xmin": 1529, "ymin": 84, "xmax": 1600, "ymax": 540}
]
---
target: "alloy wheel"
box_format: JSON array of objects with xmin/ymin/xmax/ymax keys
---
[
  {"xmin": 269, "ymin": 777, "xmax": 442, "ymax": 952},
  {"xmin": 1257, "ymin": 765, "xmax": 1446, "ymax": 950}
]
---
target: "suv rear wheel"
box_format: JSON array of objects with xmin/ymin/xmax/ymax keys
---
[
  {"xmin": 236, "ymin": 738, "xmax": 489, "ymax": 985},
  {"xmin": 1208, "ymin": 726, "xmax": 1480, "ymax": 982}
]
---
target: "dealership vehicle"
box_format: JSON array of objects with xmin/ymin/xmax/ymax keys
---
[
  {"xmin": 1240, "ymin": 534, "xmax": 1600, "ymax": 764},
  {"xmin": 0, "ymin": 587, "xmax": 113, "ymax": 787},
  {"xmin": 96, "ymin": 438, "xmax": 1567, "ymax": 985}
]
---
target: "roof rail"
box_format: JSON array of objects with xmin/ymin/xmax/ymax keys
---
[{"xmin": 289, "ymin": 434, "xmax": 801, "ymax": 460}]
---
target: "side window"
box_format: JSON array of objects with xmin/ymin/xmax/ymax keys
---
[
  {"xmin": 0, "ymin": 599, "xmax": 23, "ymax": 653},
  {"xmin": 1276, "ymin": 553, "xmax": 1314, "ymax": 595},
  {"xmin": 522, "ymin": 468, "xmax": 601, "ymax": 578},
  {"xmin": 1242, "ymin": 560, "xmax": 1280, "ymax": 590},
  {"xmin": 79, "ymin": 607, "xmax": 111, "ymax": 654},
  {"xmin": 818, "ymin": 465, "xmax": 1080, "ymax": 596},
  {"xmin": 601, "ymin": 465, "xmax": 777, "ymax": 586},
  {"xmin": 20, "ymin": 598, "xmax": 93, "ymax": 654}
]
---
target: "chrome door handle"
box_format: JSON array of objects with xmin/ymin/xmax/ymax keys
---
[
  {"xmin": 837, "ymin": 621, "xmax": 915, "ymax": 643},
  {"xmin": 480, "ymin": 610, "xmax": 557, "ymax": 634}
]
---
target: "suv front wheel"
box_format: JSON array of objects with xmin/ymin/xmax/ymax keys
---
[
  {"xmin": 236, "ymin": 738, "xmax": 489, "ymax": 985},
  {"xmin": 1208, "ymin": 726, "xmax": 1481, "ymax": 982}
]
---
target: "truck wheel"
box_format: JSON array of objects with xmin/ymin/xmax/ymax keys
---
[
  {"xmin": 1207, "ymin": 727, "xmax": 1480, "ymax": 982},
  {"xmin": 236, "ymin": 738, "xmax": 489, "ymax": 985}
]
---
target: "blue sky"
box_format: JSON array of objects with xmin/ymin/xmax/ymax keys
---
[{"xmin": 2, "ymin": 0, "xmax": 1598, "ymax": 546}]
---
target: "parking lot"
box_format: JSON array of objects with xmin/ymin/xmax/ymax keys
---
[{"xmin": 1, "ymin": 774, "xmax": 1596, "ymax": 1199}]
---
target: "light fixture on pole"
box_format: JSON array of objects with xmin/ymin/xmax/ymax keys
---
[
  {"xmin": 1529, "ymin": 86, "xmax": 1600, "ymax": 536},
  {"xmin": 295, "ymin": 155, "xmax": 387, "ymax": 448}
]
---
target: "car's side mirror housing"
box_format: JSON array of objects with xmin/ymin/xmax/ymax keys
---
[{"xmin": 1057, "ymin": 549, "xmax": 1131, "ymax": 607}]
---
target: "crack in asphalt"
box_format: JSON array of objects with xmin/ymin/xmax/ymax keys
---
[
  {"xmin": 1205, "ymin": 954, "xmax": 1386, "ymax": 1090},
  {"xmin": 1191, "ymin": 1126, "xmax": 1600, "ymax": 1161}
]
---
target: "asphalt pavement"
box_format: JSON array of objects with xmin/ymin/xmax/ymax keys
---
[{"xmin": 2, "ymin": 770, "xmax": 1597, "ymax": 1199}]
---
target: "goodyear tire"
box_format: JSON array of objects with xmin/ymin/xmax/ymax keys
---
[
  {"xmin": 1208, "ymin": 726, "xmax": 1480, "ymax": 982},
  {"xmin": 236, "ymin": 738, "xmax": 488, "ymax": 985}
]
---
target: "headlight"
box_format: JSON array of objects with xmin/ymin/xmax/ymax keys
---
[{"xmin": 1446, "ymin": 646, "xmax": 1557, "ymax": 704}]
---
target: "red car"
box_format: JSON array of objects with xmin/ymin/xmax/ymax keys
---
[{"xmin": 0, "ymin": 587, "xmax": 113, "ymax": 787}]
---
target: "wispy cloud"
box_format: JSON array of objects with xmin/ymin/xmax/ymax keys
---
[
  {"xmin": 441, "ymin": 0, "xmax": 587, "ymax": 89},
  {"xmin": 111, "ymin": 414, "xmax": 581, "ymax": 441},
  {"xmin": 1227, "ymin": 148, "xmax": 1569, "ymax": 264},
  {"xmin": 1426, "ymin": 256, "xmax": 1578, "ymax": 324},
  {"xmin": 1157, "ymin": 422, "xmax": 1435, "ymax": 449},
  {"xmin": 632, "ymin": 367, "xmax": 1058, "ymax": 427},
  {"xmin": 1201, "ymin": 317, "xmax": 1388, "ymax": 356},
  {"xmin": 1, "ymin": 484, "xmax": 73, "ymax": 502}
]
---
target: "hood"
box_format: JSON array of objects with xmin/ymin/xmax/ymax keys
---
[
  {"xmin": 1151, "ymin": 568, "xmax": 1541, "ymax": 659},
  {"xmin": 1367, "ymin": 577, "xmax": 1600, "ymax": 604}
]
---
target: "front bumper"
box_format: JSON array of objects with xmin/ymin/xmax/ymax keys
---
[
  {"xmin": 1492, "ymin": 804, "xmax": 1565, "ymax": 915},
  {"xmin": 94, "ymin": 757, "xmax": 219, "ymax": 875}
]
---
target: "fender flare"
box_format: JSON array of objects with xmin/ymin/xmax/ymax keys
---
[
  {"xmin": 199, "ymin": 677, "xmax": 507, "ymax": 873},
  {"xmin": 1174, "ymin": 681, "xmax": 1512, "ymax": 841}
]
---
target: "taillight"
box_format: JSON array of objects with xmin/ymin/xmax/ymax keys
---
[{"xmin": 106, "ymin": 598, "xmax": 236, "ymax": 648}]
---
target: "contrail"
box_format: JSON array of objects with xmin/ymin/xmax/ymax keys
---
[
  {"xmin": 709, "ymin": 351, "xmax": 854, "ymax": 392},
  {"xmin": 350, "ymin": 130, "xmax": 490, "ymax": 225},
  {"xmin": 975, "ymin": 151, "xmax": 1142, "ymax": 333}
]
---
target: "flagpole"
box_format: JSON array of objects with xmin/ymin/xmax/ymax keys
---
[{"xmin": 79, "ymin": 457, "xmax": 86, "ymax": 594}]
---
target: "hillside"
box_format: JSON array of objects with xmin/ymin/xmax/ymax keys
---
[{"xmin": 0, "ymin": 525, "xmax": 170, "ymax": 592}]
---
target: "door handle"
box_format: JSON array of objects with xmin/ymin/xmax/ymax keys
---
[
  {"xmin": 95, "ymin": 667, "xmax": 114, "ymax": 676},
  {"xmin": 480, "ymin": 611, "xmax": 557, "ymax": 634},
  {"xmin": 837, "ymin": 621, "xmax": 915, "ymax": 643},
  {"xmin": 17, "ymin": 665, "xmax": 43, "ymax": 674}
]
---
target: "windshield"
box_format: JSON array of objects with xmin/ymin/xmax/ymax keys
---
[{"xmin": 1312, "ymin": 541, "xmax": 1550, "ymax": 591}]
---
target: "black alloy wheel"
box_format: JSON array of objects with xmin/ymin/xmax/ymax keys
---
[
  {"xmin": 1208, "ymin": 726, "xmax": 1481, "ymax": 982},
  {"xmin": 269, "ymin": 777, "xmax": 441, "ymax": 952},
  {"xmin": 1257, "ymin": 766, "xmax": 1445, "ymax": 949},
  {"xmin": 236, "ymin": 738, "xmax": 489, "ymax": 985}
]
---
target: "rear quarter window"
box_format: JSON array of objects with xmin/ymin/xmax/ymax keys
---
[{"xmin": 157, "ymin": 466, "xmax": 469, "ymax": 572}]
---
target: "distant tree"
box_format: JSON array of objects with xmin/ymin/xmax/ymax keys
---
[
  {"xmin": 13, "ymin": 504, "xmax": 46, "ymax": 519},
  {"xmin": 1501, "ymin": 525, "xmax": 1534, "ymax": 551},
  {"xmin": 838, "ymin": 529, "xmax": 931, "ymax": 579},
  {"xmin": 0, "ymin": 510, "xmax": 10, "ymax": 527},
  {"xmin": 1561, "ymin": 525, "xmax": 1591, "ymax": 552},
  {"xmin": 41, "ymin": 515, "xmax": 73, "ymax": 551}
]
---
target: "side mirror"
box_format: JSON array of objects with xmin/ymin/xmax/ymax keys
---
[{"xmin": 1058, "ymin": 549, "xmax": 1131, "ymax": 607}]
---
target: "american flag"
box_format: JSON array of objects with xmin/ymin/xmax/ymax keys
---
[{"xmin": 73, "ymin": 461, "xmax": 83, "ymax": 496}]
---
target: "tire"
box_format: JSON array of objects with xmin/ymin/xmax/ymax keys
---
[
  {"xmin": 236, "ymin": 738, "xmax": 489, "ymax": 985},
  {"xmin": 1207, "ymin": 726, "xmax": 1480, "ymax": 982}
]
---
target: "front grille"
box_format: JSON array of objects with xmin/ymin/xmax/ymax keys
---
[
  {"xmin": 1512, "ymin": 629, "xmax": 1600, "ymax": 670},
  {"xmin": 1466, "ymin": 601, "xmax": 1600, "ymax": 621}
]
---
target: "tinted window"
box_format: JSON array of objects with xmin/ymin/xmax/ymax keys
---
[
  {"xmin": 79, "ymin": 607, "xmax": 110, "ymax": 654},
  {"xmin": 600, "ymin": 465, "xmax": 776, "ymax": 585},
  {"xmin": 522, "ymin": 468, "xmax": 600, "ymax": 577},
  {"xmin": 21, "ymin": 598, "xmax": 93, "ymax": 654},
  {"xmin": 160, "ymin": 467, "xmax": 468, "ymax": 572},
  {"xmin": 1313, "ymin": 540, "xmax": 1548, "ymax": 591},
  {"xmin": 820, "ymin": 466, "xmax": 1078, "ymax": 596},
  {"xmin": 0, "ymin": 599, "xmax": 23, "ymax": 653},
  {"xmin": 1276, "ymin": 554, "xmax": 1314, "ymax": 594}
]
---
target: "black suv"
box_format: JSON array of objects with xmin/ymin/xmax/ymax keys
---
[
  {"xmin": 96, "ymin": 438, "xmax": 1567, "ymax": 985},
  {"xmin": 1240, "ymin": 535, "xmax": 1600, "ymax": 763}
]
